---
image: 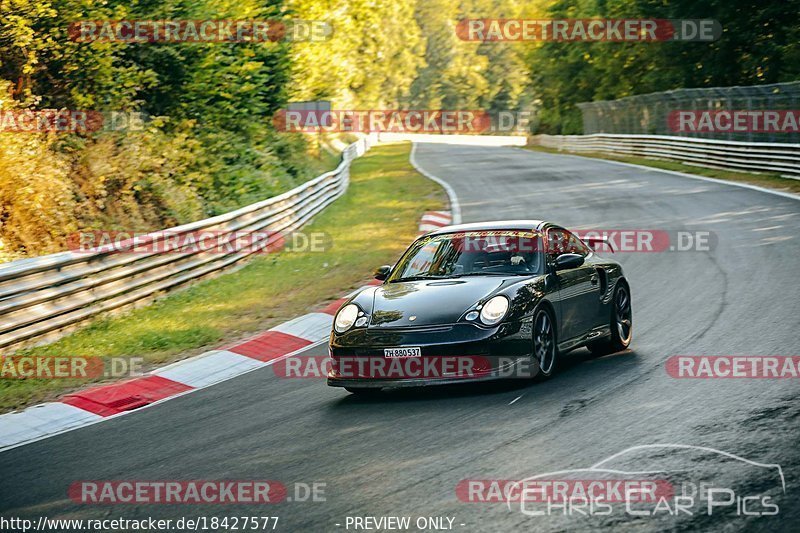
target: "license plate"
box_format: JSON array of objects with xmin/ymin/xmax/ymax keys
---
[{"xmin": 383, "ymin": 347, "xmax": 422, "ymax": 358}]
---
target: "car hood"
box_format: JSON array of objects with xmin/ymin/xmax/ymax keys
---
[{"xmin": 368, "ymin": 277, "xmax": 507, "ymax": 328}]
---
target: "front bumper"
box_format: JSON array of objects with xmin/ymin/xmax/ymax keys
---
[
  {"xmin": 327, "ymin": 357, "xmax": 531, "ymax": 388},
  {"xmin": 327, "ymin": 319, "xmax": 534, "ymax": 388}
]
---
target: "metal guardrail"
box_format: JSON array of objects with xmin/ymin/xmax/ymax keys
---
[
  {"xmin": 0, "ymin": 135, "xmax": 376, "ymax": 351},
  {"xmin": 531, "ymin": 134, "xmax": 800, "ymax": 179}
]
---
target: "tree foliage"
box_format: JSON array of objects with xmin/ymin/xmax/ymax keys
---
[{"xmin": 528, "ymin": 0, "xmax": 800, "ymax": 133}]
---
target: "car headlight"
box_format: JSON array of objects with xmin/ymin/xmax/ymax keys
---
[
  {"xmin": 334, "ymin": 304, "xmax": 360, "ymax": 333},
  {"xmin": 479, "ymin": 295, "xmax": 509, "ymax": 325}
]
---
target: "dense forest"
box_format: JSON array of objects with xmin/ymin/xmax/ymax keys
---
[{"xmin": 1, "ymin": 0, "xmax": 797, "ymax": 258}]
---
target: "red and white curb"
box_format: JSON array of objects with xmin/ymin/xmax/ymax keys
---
[
  {"xmin": 419, "ymin": 211, "xmax": 453, "ymax": 233},
  {"xmin": 0, "ymin": 290, "xmax": 363, "ymax": 451},
  {"xmin": 0, "ymin": 213, "xmax": 451, "ymax": 452}
]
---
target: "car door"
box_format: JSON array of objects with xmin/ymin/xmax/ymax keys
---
[
  {"xmin": 547, "ymin": 228, "xmax": 599, "ymax": 343},
  {"xmin": 567, "ymin": 232, "xmax": 608, "ymax": 333}
]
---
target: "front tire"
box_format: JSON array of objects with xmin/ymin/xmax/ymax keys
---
[
  {"xmin": 588, "ymin": 282, "xmax": 632, "ymax": 356},
  {"xmin": 532, "ymin": 307, "xmax": 559, "ymax": 380}
]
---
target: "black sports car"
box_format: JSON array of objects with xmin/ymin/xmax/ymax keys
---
[{"xmin": 327, "ymin": 220, "xmax": 632, "ymax": 394}]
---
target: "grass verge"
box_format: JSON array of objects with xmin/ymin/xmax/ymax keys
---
[
  {"xmin": 0, "ymin": 142, "xmax": 446, "ymax": 413},
  {"xmin": 524, "ymin": 143, "xmax": 800, "ymax": 195}
]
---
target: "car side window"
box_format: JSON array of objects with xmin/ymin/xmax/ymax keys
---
[
  {"xmin": 546, "ymin": 228, "xmax": 590, "ymax": 258},
  {"xmin": 546, "ymin": 229, "xmax": 566, "ymax": 259},
  {"xmin": 566, "ymin": 231, "xmax": 591, "ymax": 257}
]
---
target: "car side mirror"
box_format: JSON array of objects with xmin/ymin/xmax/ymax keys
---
[
  {"xmin": 374, "ymin": 265, "xmax": 392, "ymax": 281},
  {"xmin": 554, "ymin": 253, "xmax": 584, "ymax": 271}
]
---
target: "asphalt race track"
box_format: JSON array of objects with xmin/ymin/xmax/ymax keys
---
[{"xmin": 1, "ymin": 142, "xmax": 799, "ymax": 532}]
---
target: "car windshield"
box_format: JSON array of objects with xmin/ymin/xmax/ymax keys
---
[{"xmin": 388, "ymin": 230, "xmax": 544, "ymax": 282}]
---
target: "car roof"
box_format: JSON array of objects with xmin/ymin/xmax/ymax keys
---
[{"xmin": 426, "ymin": 220, "xmax": 549, "ymax": 236}]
